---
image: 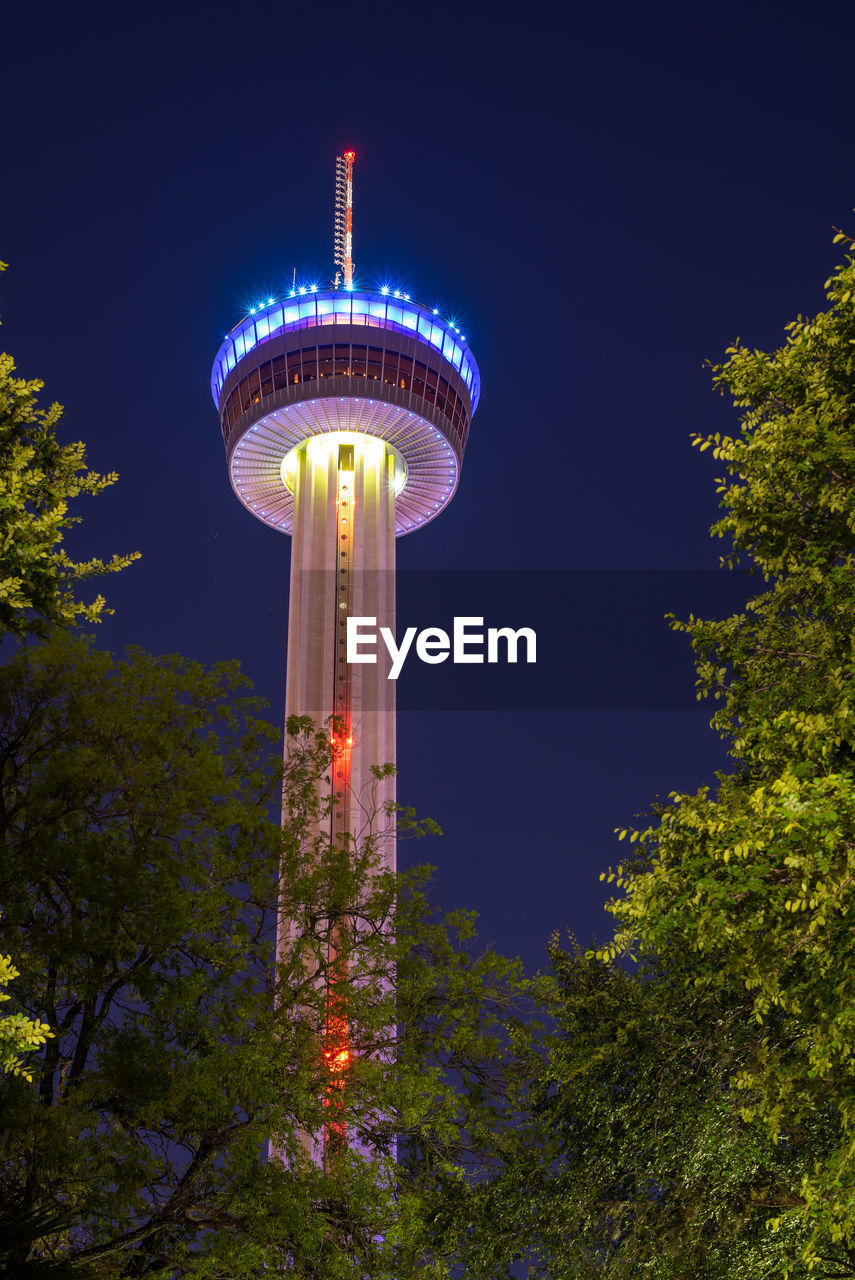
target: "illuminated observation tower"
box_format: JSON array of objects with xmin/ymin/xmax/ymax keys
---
[{"xmin": 210, "ymin": 153, "xmax": 480, "ymax": 1156}]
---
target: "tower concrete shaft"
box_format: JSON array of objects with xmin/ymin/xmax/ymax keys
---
[
  {"xmin": 285, "ymin": 433, "xmax": 397, "ymax": 865},
  {"xmin": 280, "ymin": 433, "xmax": 397, "ymax": 1164}
]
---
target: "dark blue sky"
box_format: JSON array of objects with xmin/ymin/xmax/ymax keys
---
[{"xmin": 1, "ymin": 0, "xmax": 852, "ymax": 970}]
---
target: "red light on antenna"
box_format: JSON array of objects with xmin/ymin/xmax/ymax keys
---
[{"xmin": 343, "ymin": 150, "xmax": 355, "ymax": 159}]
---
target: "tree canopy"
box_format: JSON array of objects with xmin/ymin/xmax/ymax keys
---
[
  {"xmin": 0, "ymin": 265, "xmax": 136, "ymax": 638},
  {"xmin": 421, "ymin": 229, "xmax": 855, "ymax": 1279},
  {"xmin": 0, "ymin": 632, "xmax": 530, "ymax": 1279},
  {"xmin": 597, "ymin": 232, "xmax": 855, "ymax": 1268},
  {"xmin": 0, "ymin": 958, "xmax": 52, "ymax": 1082},
  {"xmin": 443, "ymin": 940, "xmax": 830, "ymax": 1279}
]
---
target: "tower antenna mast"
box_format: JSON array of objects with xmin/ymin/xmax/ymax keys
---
[{"xmin": 334, "ymin": 151, "xmax": 355, "ymax": 289}]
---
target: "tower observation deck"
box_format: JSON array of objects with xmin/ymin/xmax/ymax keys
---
[
  {"xmin": 211, "ymin": 155, "xmax": 480, "ymax": 1162},
  {"xmin": 211, "ymin": 286, "xmax": 480, "ymax": 534}
]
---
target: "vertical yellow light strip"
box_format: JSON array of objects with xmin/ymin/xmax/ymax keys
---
[
  {"xmin": 333, "ymin": 440, "xmax": 355, "ymax": 765},
  {"xmin": 325, "ymin": 440, "xmax": 355, "ymax": 1159}
]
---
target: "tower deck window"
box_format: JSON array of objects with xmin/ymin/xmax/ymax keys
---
[{"xmin": 302, "ymin": 349, "xmax": 318, "ymax": 381}]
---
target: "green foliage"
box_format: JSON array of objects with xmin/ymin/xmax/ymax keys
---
[
  {"xmin": 598, "ymin": 232, "xmax": 855, "ymax": 1269},
  {"xmin": 443, "ymin": 229, "xmax": 855, "ymax": 1280},
  {"xmin": 0, "ymin": 633, "xmax": 529, "ymax": 1279},
  {"xmin": 393, "ymin": 877, "xmax": 539, "ymax": 1274},
  {"xmin": 453, "ymin": 942, "xmax": 829, "ymax": 1279},
  {"xmin": 0, "ymin": 1204, "xmax": 102, "ymax": 1279},
  {"xmin": 0, "ymin": 957, "xmax": 52, "ymax": 1081},
  {"xmin": 0, "ymin": 265, "xmax": 137, "ymax": 638}
]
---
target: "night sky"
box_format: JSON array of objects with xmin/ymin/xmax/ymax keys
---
[{"xmin": 2, "ymin": 0, "xmax": 851, "ymax": 972}]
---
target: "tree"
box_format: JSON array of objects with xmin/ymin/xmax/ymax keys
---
[
  {"xmin": 422, "ymin": 930, "xmax": 839, "ymax": 1280},
  {"xmin": 430, "ymin": 230, "xmax": 855, "ymax": 1280},
  {"xmin": 0, "ymin": 958, "xmax": 52, "ymax": 1081},
  {"xmin": 597, "ymin": 230, "xmax": 855, "ymax": 1268},
  {"xmin": 392, "ymin": 878, "xmax": 537, "ymax": 1280},
  {"xmin": 0, "ymin": 631, "xmax": 529, "ymax": 1279},
  {"xmin": 0, "ymin": 265, "xmax": 136, "ymax": 638}
]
